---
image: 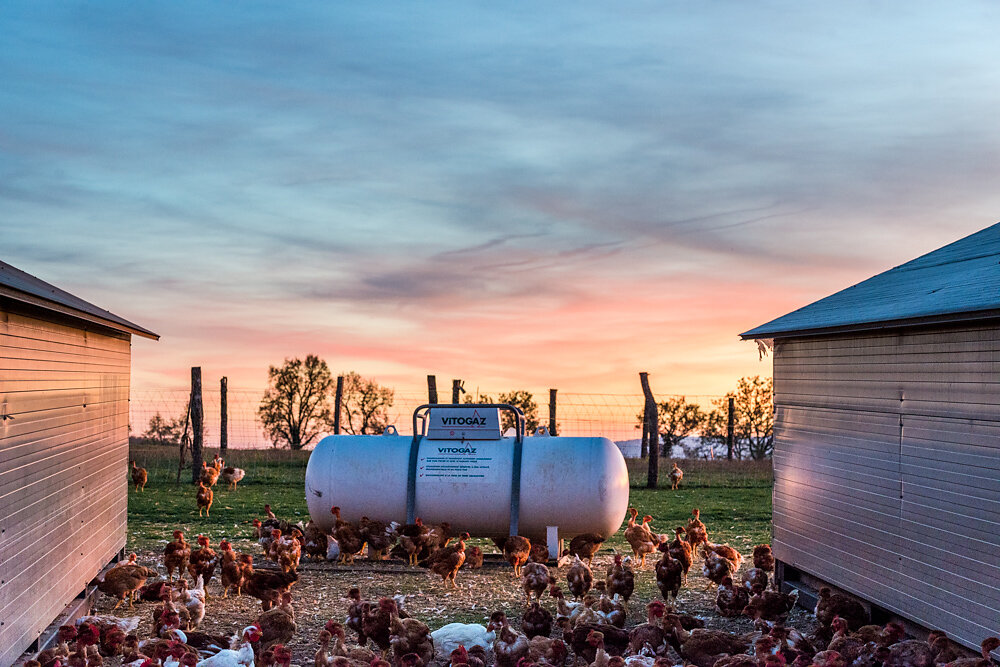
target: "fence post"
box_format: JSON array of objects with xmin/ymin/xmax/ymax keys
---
[
  {"xmin": 427, "ymin": 375, "xmax": 438, "ymax": 404},
  {"xmin": 190, "ymin": 367, "xmax": 204, "ymax": 485},
  {"xmin": 452, "ymin": 379, "xmax": 463, "ymax": 404},
  {"xmin": 726, "ymin": 396, "xmax": 735, "ymax": 460},
  {"xmin": 548, "ymin": 388, "xmax": 557, "ymax": 436},
  {"xmin": 640, "ymin": 372, "xmax": 659, "ymax": 488},
  {"xmin": 333, "ymin": 375, "xmax": 344, "ymax": 435},
  {"xmin": 640, "ymin": 408, "xmax": 649, "ymax": 459},
  {"xmin": 220, "ymin": 376, "xmax": 228, "ymax": 453}
]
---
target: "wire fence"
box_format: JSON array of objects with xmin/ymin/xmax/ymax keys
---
[{"xmin": 129, "ymin": 387, "xmax": 725, "ymax": 452}]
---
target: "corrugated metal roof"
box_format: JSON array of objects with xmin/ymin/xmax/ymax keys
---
[
  {"xmin": 741, "ymin": 221, "xmax": 1000, "ymax": 339},
  {"xmin": 0, "ymin": 260, "xmax": 159, "ymax": 340}
]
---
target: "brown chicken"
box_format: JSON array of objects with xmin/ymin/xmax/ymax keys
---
[
  {"xmin": 345, "ymin": 587, "xmax": 371, "ymax": 646},
  {"xmin": 624, "ymin": 508, "xmax": 657, "ymax": 567},
  {"xmin": 886, "ymin": 640, "xmax": 935, "ymax": 667},
  {"xmin": 196, "ymin": 481, "xmax": 213, "ymax": 517},
  {"xmin": 163, "ymin": 530, "xmax": 191, "ymax": 582},
  {"xmin": 390, "ymin": 607, "xmax": 434, "ymax": 666},
  {"xmin": 566, "ymin": 555, "xmax": 593, "ymax": 599},
  {"xmin": 666, "ymin": 527, "xmax": 693, "ymax": 583},
  {"xmin": 332, "ymin": 506, "xmax": 365, "ymax": 563},
  {"xmin": 715, "ymin": 576, "xmax": 749, "ymax": 617},
  {"xmin": 398, "ymin": 518, "xmax": 432, "ymax": 565},
  {"xmin": 605, "ymin": 553, "xmax": 635, "ymax": 603},
  {"xmin": 815, "ymin": 587, "xmax": 869, "ymax": 631},
  {"xmin": 360, "ymin": 516, "xmax": 398, "ymax": 560},
  {"xmin": 705, "ymin": 542, "xmax": 743, "ymax": 570},
  {"xmin": 569, "ymin": 624, "xmax": 630, "ymax": 662},
  {"xmin": 744, "ymin": 585, "xmax": 798, "ymax": 623},
  {"xmin": 568, "ymin": 533, "xmax": 607, "ymax": 566},
  {"xmin": 504, "ymin": 535, "xmax": 532, "ymax": 576},
  {"xmin": 490, "ymin": 614, "xmax": 531, "ymax": 667},
  {"xmin": 742, "ymin": 567, "xmax": 768, "ymax": 591},
  {"xmin": 629, "ymin": 600, "xmax": 667, "ymax": 655},
  {"xmin": 257, "ymin": 591, "xmax": 296, "ymax": 649},
  {"xmin": 274, "ymin": 528, "xmax": 303, "ymax": 573},
  {"xmin": 200, "ymin": 460, "xmax": 220, "ymax": 487},
  {"xmin": 97, "ymin": 561, "xmax": 156, "ymax": 608},
  {"xmin": 522, "ymin": 600, "xmax": 553, "ymax": 639},
  {"xmin": 655, "ymin": 550, "xmax": 683, "ymax": 603},
  {"xmin": 240, "ymin": 553, "xmax": 298, "ymax": 610},
  {"xmin": 130, "ymin": 460, "xmax": 147, "ymax": 491},
  {"xmin": 685, "ymin": 509, "xmax": 708, "ymax": 552},
  {"xmin": 187, "ymin": 535, "xmax": 218, "ymax": 590},
  {"xmin": 664, "ymin": 614, "xmax": 750, "ymax": 667},
  {"xmin": 668, "ymin": 462, "xmax": 683, "ymax": 490},
  {"xmin": 302, "ymin": 520, "xmax": 329, "ymax": 561},
  {"xmin": 220, "ymin": 464, "xmax": 245, "ymax": 490},
  {"xmin": 363, "ymin": 597, "xmax": 398, "ymax": 656},
  {"xmin": 218, "ymin": 539, "xmax": 244, "ymax": 597},
  {"xmin": 701, "ymin": 547, "xmax": 736, "ymax": 588},
  {"xmin": 522, "ymin": 561, "xmax": 553, "ymax": 602},
  {"xmin": 940, "ymin": 638, "xmax": 1000, "ymax": 667},
  {"xmin": 464, "ymin": 545, "xmax": 484, "ymax": 569},
  {"xmin": 425, "ymin": 532, "xmax": 469, "ymax": 587},
  {"xmin": 529, "ymin": 542, "xmax": 550, "ymax": 564},
  {"xmin": 753, "ymin": 544, "xmax": 775, "ymax": 572}
]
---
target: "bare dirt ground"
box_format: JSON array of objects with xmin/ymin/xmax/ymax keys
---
[{"xmin": 89, "ymin": 543, "xmax": 819, "ymax": 665}]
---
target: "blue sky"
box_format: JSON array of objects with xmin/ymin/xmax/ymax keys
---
[{"xmin": 3, "ymin": 2, "xmax": 1000, "ymax": 395}]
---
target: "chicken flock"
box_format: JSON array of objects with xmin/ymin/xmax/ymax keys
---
[{"xmin": 36, "ymin": 488, "xmax": 1000, "ymax": 667}]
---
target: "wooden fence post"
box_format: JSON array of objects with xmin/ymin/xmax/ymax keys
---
[
  {"xmin": 548, "ymin": 388, "xmax": 557, "ymax": 436},
  {"xmin": 727, "ymin": 396, "xmax": 735, "ymax": 460},
  {"xmin": 452, "ymin": 379, "xmax": 463, "ymax": 404},
  {"xmin": 640, "ymin": 372, "xmax": 659, "ymax": 488},
  {"xmin": 427, "ymin": 375, "xmax": 438, "ymax": 404},
  {"xmin": 333, "ymin": 375, "xmax": 344, "ymax": 435},
  {"xmin": 190, "ymin": 367, "xmax": 204, "ymax": 485},
  {"xmin": 640, "ymin": 408, "xmax": 649, "ymax": 459},
  {"xmin": 220, "ymin": 376, "xmax": 228, "ymax": 453}
]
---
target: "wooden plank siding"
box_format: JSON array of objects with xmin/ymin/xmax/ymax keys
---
[
  {"xmin": 0, "ymin": 307, "xmax": 130, "ymax": 667},
  {"xmin": 772, "ymin": 325, "xmax": 1000, "ymax": 651}
]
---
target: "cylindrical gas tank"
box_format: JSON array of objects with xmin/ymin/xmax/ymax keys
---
[{"xmin": 305, "ymin": 433, "xmax": 629, "ymax": 541}]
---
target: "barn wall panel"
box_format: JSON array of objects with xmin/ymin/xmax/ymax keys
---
[
  {"xmin": 773, "ymin": 325, "xmax": 1000, "ymax": 652},
  {"xmin": 0, "ymin": 308, "xmax": 130, "ymax": 667}
]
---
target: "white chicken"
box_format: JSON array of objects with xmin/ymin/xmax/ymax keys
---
[
  {"xmin": 196, "ymin": 625, "xmax": 261, "ymax": 666},
  {"xmin": 432, "ymin": 622, "xmax": 497, "ymax": 658},
  {"xmin": 326, "ymin": 535, "xmax": 341, "ymax": 561},
  {"xmin": 176, "ymin": 575, "xmax": 206, "ymax": 629}
]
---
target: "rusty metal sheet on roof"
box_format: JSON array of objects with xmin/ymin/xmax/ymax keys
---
[
  {"xmin": 0, "ymin": 260, "xmax": 158, "ymax": 339},
  {"xmin": 741, "ymin": 222, "xmax": 1000, "ymax": 339}
]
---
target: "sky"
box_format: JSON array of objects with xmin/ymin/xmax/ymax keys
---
[{"xmin": 3, "ymin": 2, "xmax": 1000, "ymax": 400}]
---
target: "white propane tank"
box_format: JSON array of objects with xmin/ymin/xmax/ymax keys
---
[{"xmin": 305, "ymin": 405, "xmax": 629, "ymax": 542}]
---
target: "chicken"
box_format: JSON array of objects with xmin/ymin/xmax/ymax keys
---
[
  {"xmin": 701, "ymin": 547, "xmax": 736, "ymax": 589},
  {"xmin": 567, "ymin": 556, "xmax": 593, "ymax": 600},
  {"xmin": 744, "ymin": 585, "xmax": 798, "ymax": 624},
  {"xmin": 96, "ymin": 560, "xmax": 156, "ymax": 609},
  {"xmin": 323, "ymin": 621, "xmax": 380, "ymax": 665},
  {"xmin": 815, "ymin": 587, "xmax": 869, "ymax": 631},
  {"xmin": 886, "ymin": 641, "xmax": 935, "ymax": 667},
  {"xmin": 586, "ymin": 630, "xmax": 611, "ymax": 667},
  {"xmin": 365, "ymin": 598, "xmax": 400, "ymax": 656},
  {"xmin": 668, "ymin": 462, "xmax": 683, "ymax": 490},
  {"xmin": 605, "ymin": 554, "xmax": 634, "ymax": 604},
  {"xmin": 221, "ymin": 465, "xmax": 245, "ymax": 490},
  {"xmin": 274, "ymin": 528, "xmax": 303, "ymax": 573},
  {"xmin": 426, "ymin": 521, "xmax": 454, "ymax": 554},
  {"xmin": 176, "ymin": 574, "xmax": 206, "ymax": 629},
  {"xmin": 568, "ymin": 534, "xmax": 606, "ymax": 566},
  {"xmin": 569, "ymin": 624, "xmax": 630, "ymax": 662},
  {"xmin": 164, "ymin": 530, "xmax": 191, "ymax": 582},
  {"xmin": 425, "ymin": 532, "xmax": 469, "ymax": 588},
  {"xmin": 715, "ymin": 576, "xmax": 749, "ymax": 617},
  {"xmin": 742, "ymin": 568, "xmax": 768, "ymax": 591},
  {"xmin": 664, "ymin": 615, "xmax": 750, "ymax": 667},
  {"xmin": 448, "ymin": 645, "xmax": 484, "ymax": 667},
  {"xmin": 527, "ymin": 636, "xmax": 568, "ymax": 665},
  {"xmin": 528, "ymin": 542, "xmax": 551, "ymax": 564},
  {"xmin": 200, "ymin": 461, "xmax": 220, "ymax": 487},
  {"xmin": 705, "ymin": 542, "xmax": 743, "ymax": 570},
  {"xmin": 196, "ymin": 481, "xmax": 213, "ymax": 517},
  {"xmin": 398, "ymin": 518, "xmax": 432, "ymax": 566},
  {"xmin": 522, "ymin": 601, "xmax": 553, "ymax": 639},
  {"xmin": 550, "ymin": 585, "xmax": 588, "ymax": 626},
  {"xmin": 331, "ymin": 506, "xmax": 366, "ymax": 564},
  {"xmin": 490, "ymin": 614, "xmax": 530, "ymax": 667},
  {"xmin": 390, "ymin": 608, "xmax": 434, "ymax": 667},
  {"xmin": 628, "ymin": 601, "xmax": 667, "ymax": 656},
  {"xmin": 591, "ymin": 584, "xmax": 627, "ymax": 628},
  {"xmin": 654, "ymin": 550, "xmax": 683, "ymax": 603},
  {"xmin": 360, "ymin": 517, "xmax": 399, "ymax": 560},
  {"xmin": 346, "ymin": 587, "xmax": 370, "ymax": 645},
  {"xmin": 624, "ymin": 509, "xmax": 656, "ymax": 567},
  {"xmin": 194, "ymin": 624, "xmax": 262, "ymax": 667},
  {"xmin": 187, "ymin": 535, "xmax": 218, "ymax": 591},
  {"xmin": 825, "ymin": 617, "xmax": 868, "ymax": 664},
  {"xmin": 256, "ymin": 591, "xmax": 296, "ymax": 649},
  {"xmin": 941, "ymin": 637, "xmax": 1000, "ymax": 667},
  {"xmin": 753, "ymin": 545, "xmax": 775, "ymax": 572},
  {"xmin": 35, "ymin": 624, "xmax": 78, "ymax": 666},
  {"xmin": 240, "ymin": 553, "xmax": 298, "ymax": 610},
  {"xmin": 464, "ymin": 546, "xmax": 484, "ymax": 569},
  {"xmin": 219, "ymin": 540, "xmax": 245, "ymax": 597},
  {"xmin": 130, "ymin": 460, "xmax": 148, "ymax": 492},
  {"xmin": 685, "ymin": 510, "xmax": 708, "ymax": 552},
  {"xmin": 665, "ymin": 528, "xmax": 693, "ymax": 584},
  {"xmin": 504, "ymin": 536, "xmax": 532, "ymax": 577},
  {"xmin": 431, "ymin": 622, "xmax": 497, "ymax": 659},
  {"xmin": 522, "ymin": 561, "xmax": 553, "ymax": 602}
]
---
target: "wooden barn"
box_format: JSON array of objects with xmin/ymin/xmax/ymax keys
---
[
  {"xmin": 741, "ymin": 222, "xmax": 1000, "ymax": 649},
  {"xmin": 0, "ymin": 260, "xmax": 157, "ymax": 665}
]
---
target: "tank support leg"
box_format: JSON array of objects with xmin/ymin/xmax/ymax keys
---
[{"xmin": 547, "ymin": 525, "xmax": 560, "ymax": 559}]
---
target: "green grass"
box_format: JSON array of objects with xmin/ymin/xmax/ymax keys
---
[{"xmin": 127, "ymin": 447, "xmax": 773, "ymax": 557}]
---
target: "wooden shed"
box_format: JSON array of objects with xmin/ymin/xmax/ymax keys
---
[
  {"xmin": 741, "ymin": 222, "xmax": 1000, "ymax": 649},
  {"xmin": 0, "ymin": 260, "xmax": 157, "ymax": 666}
]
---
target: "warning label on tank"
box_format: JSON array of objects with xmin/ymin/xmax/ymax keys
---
[{"xmin": 418, "ymin": 447, "xmax": 498, "ymax": 483}]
